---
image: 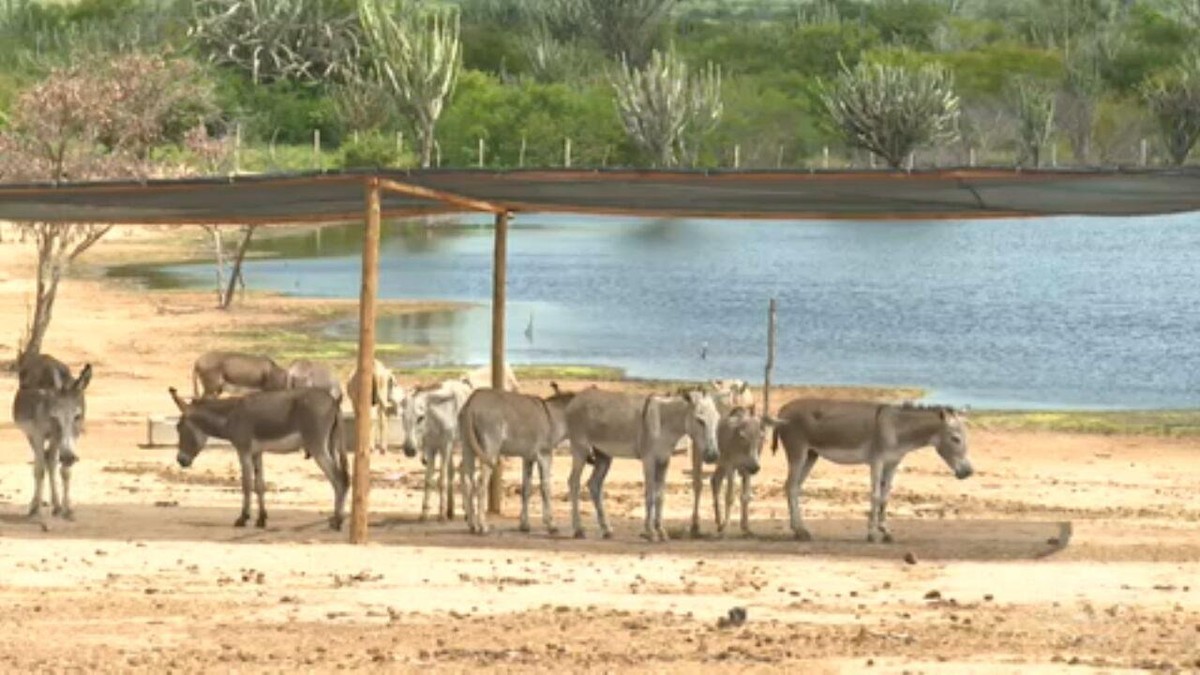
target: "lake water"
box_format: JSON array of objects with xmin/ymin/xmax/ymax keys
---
[{"xmin": 147, "ymin": 212, "xmax": 1200, "ymax": 410}]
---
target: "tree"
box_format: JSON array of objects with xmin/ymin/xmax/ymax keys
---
[
  {"xmin": 1142, "ymin": 54, "xmax": 1200, "ymax": 165},
  {"xmin": 1011, "ymin": 76, "xmax": 1057, "ymax": 167},
  {"xmin": 188, "ymin": 0, "xmax": 364, "ymax": 84},
  {"xmin": 816, "ymin": 58, "xmax": 960, "ymax": 169},
  {"xmin": 0, "ymin": 53, "xmax": 216, "ymax": 361},
  {"xmin": 357, "ymin": 0, "xmax": 463, "ymax": 168},
  {"xmin": 582, "ymin": 0, "xmax": 676, "ymax": 67},
  {"xmin": 610, "ymin": 49, "xmax": 722, "ymax": 167}
]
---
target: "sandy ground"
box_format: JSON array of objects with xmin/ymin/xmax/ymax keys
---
[{"xmin": 0, "ymin": 228, "xmax": 1198, "ymax": 673}]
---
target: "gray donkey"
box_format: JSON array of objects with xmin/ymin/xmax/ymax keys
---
[{"xmin": 13, "ymin": 354, "xmax": 92, "ymax": 520}]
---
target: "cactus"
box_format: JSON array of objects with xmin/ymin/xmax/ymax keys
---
[
  {"xmin": 1011, "ymin": 76, "xmax": 1056, "ymax": 168},
  {"xmin": 817, "ymin": 59, "xmax": 960, "ymax": 169},
  {"xmin": 358, "ymin": 0, "xmax": 462, "ymax": 168},
  {"xmin": 1142, "ymin": 53, "xmax": 1200, "ymax": 166},
  {"xmin": 610, "ymin": 49, "xmax": 722, "ymax": 168}
]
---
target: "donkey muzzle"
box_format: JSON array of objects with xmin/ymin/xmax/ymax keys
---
[
  {"xmin": 176, "ymin": 453, "xmax": 194, "ymax": 468},
  {"xmin": 402, "ymin": 442, "xmax": 417, "ymax": 459},
  {"xmin": 746, "ymin": 461, "xmax": 761, "ymax": 476},
  {"xmin": 954, "ymin": 463, "xmax": 974, "ymax": 480}
]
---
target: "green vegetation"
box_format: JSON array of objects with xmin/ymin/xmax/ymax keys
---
[
  {"xmin": 3, "ymin": 0, "xmax": 1198, "ymax": 170},
  {"xmin": 970, "ymin": 409, "xmax": 1200, "ymax": 437}
]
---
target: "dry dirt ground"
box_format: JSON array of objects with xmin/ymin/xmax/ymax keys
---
[{"xmin": 0, "ymin": 229, "xmax": 1198, "ymax": 673}]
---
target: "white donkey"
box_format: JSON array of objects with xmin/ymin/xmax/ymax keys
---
[
  {"xmin": 347, "ymin": 359, "xmax": 403, "ymax": 454},
  {"xmin": 13, "ymin": 354, "xmax": 92, "ymax": 521},
  {"xmin": 402, "ymin": 377, "xmax": 473, "ymax": 521}
]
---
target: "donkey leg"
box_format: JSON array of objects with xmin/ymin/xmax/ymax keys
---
[
  {"xmin": 537, "ymin": 453, "xmax": 556, "ymax": 535},
  {"xmin": 689, "ymin": 448, "xmax": 704, "ymax": 537},
  {"xmin": 437, "ymin": 445, "xmax": 450, "ymax": 522},
  {"xmin": 787, "ymin": 450, "xmax": 819, "ymax": 541},
  {"xmin": 588, "ymin": 453, "xmax": 614, "ymax": 539},
  {"xmin": 419, "ymin": 447, "xmax": 436, "ymax": 522},
  {"xmin": 310, "ymin": 444, "xmax": 345, "ymax": 530},
  {"xmin": 567, "ymin": 446, "xmax": 587, "ymax": 539},
  {"xmin": 877, "ymin": 462, "xmax": 899, "ymax": 543},
  {"xmin": 711, "ymin": 468, "xmax": 726, "ymax": 537},
  {"xmin": 866, "ymin": 460, "xmax": 884, "ymax": 543},
  {"xmin": 460, "ymin": 450, "xmax": 478, "ymax": 533},
  {"xmin": 253, "ymin": 453, "xmax": 268, "ymax": 528},
  {"xmin": 476, "ymin": 462, "xmax": 492, "ymax": 535},
  {"xmin": 234, "ymin": 453, "xmax": 253, "ymax": 527},
  {"xmin": 28, "ymin": 434, "xmax": 47, "ymax": 517},
  {"xmin": 60, "ymin": 462, "xmax": 74, "ymax": 521},
  {"xmin": 518, "ymin": 457, "xmax": 534, "ymax": 533},
  {"xmin": 653, "ymin": 459, "xmax": 670, "ymax": 542},
  {"xmin": 739, "ymin": 472, "xmax": 753, "ymax": 536},
  {"xmin": 640, "ymin": 458, "xmax": 657, "ymax": 541},
  {"xmin": 46, "ymin": 446, "xmax": 63, "ymax": 516}
]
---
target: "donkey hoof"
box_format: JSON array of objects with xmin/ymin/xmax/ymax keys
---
[
  {"xmin": 329, "ymin": 517, "xmax": 343, "ymax": 531},
  {"xmin": 234, "ymin": 516, "xmax": 249, "ymax": 528},
  {"xmin": 547, "ymin": 526, "xmax": 560, "ymax": 536},
  {"xmin": 793, "ymin": 529, "xmax": 813, "ymax": 542},
  {"xmin": 640, "ymin": 531, "xmax": 655, "ymax": 542},
  {"xmin": 518, "ymin": 523, "xmax": 531, "ymax": 533},
  {"xmin": 866, "ymin": 532, "xmax": 884, "ymax": 544},
  {"xmin": 657, "ymin": 529, "xmax": 670, "ymax": 542},
  {"xmin": 573, "ymin": 529, "xmax": 586, "ymax": 540},
  {"xmin": 881, "ymin": 531, "xmax": 894, "ymax": 544},
  {"xmin": 418, "ymin": 513, "xmax": 430, "ymax": 523},
  {"xmin": 255, "ymin": 517, "xmax": 267, "ymax": 529},
  {"xmin": 602, "ymin": 530, "xmax": 614, "ymax": 540},
  {"xmin": 59, "ymin": 509, "xmax": 74, "ymax": 522},
  {"xmin": 689, "ymin": 525, "xmax": 702, "ymax": 539}
]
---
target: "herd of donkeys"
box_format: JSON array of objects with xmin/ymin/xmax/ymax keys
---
[{"xmin": 12, "ymin": 350, "xmax": 974, "ymax": 544}]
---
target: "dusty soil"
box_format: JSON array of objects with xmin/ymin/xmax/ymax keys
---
[{"xmin": 1, "ymin": 228, "xmax": 1198, "ymax": 674}]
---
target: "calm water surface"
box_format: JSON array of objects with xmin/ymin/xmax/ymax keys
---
[{"xmin": 148, "ymin": 212, "xmax": 1200, "ymax": 410}]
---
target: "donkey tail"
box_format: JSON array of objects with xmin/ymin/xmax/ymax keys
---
[
  {"xmin": 329, "ymin": 408, "xmax": 348, "ymax": 480},
  {"xmin": 460, "ymin": 407, "xmax": 496, "ymax": 470},
  {"xmin": 771, "ymin": 425, "xmax": 781, "ymax": 455},
  {"xmin": 191, "ymin": 366, "xmax": 201, "ymax": 400}
]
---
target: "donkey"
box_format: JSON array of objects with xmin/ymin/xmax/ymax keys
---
[
  {"xmin": 286, "ymin": 359, "xmax": 343, "ymax": 405},
  {"xmin": 771, "ymin": 399, "xmax": 973, "ymax": 543},
  {"xmin": 564, "ymin": 387, "xmax": 721, "ymax": 542},
  {"xmin": 12, "ymin": 356, "xmax": 92, "ymax": 520},
  {"xmin": 192, "ymin": 351, "xmax": 289, "ymax": 399},
  {"xmin": 168, "ymin": 386, "xmax": 348, "ymax": 530},
  {"xmin": 706, "ymin": 407, "xmax": 769, "ymax": 538},
  {"xmin": 347, "ymin": 358, "xmax": 402, "ymax": 454},
  {"xmin": 458, "ymin": 384, "xmax": 575, "ymax": 535},
  {"xmin": 401, "ymin": 377, "xmax": 473, "ymax": 521}
]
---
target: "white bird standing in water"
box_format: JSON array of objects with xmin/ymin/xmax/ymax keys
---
[
  {"xmin": 700, "ymin": 341, "xmax": 708, "ymax": 360},
  {"xmin": 524, "ymin": 311, "xmax": 534, "ymax": 343}
]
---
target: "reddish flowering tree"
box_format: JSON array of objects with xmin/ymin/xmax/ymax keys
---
[{"xmin": 0, "ymin": 53, "xmax": 216, "ymax": 362}]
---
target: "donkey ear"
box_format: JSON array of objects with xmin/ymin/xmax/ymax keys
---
[
  {"xmin": 168, "ymin": 387, "xmax": 189, "ymax": 413},
  {"xmin": 550, "ymin": 381, "xmax": 561, "ymax": 395},
  {"xmin": 74, "ymin": 364, "xmax": 93, "ymax": 392}
]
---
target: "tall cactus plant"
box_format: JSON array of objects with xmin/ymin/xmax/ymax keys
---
[
  {"xmin": 610, "ymin": 49, "xmax": 722, "ymax": 167},
  {"xmin": 817, "ymin": 59, "xmax": 960, "ymax": 169},
  {"xmin": 1012, "ymin": 76, "xmax": 1057, "ymax": 168},
  {"xmin": 1142, "ymin": 54, "xmax": 1200, "ymax": 166},
  {"xmin": 358, "ymin": 0, "xmax": 462, "ymax": 168}
]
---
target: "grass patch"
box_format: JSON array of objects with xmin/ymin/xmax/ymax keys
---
[
  {"xmin": 970, "ymin": 409, "xmax": 1200, "ymax": 437},
  {"xmin": 224, "ymin": 329, "xmax": 428, "ymax": 366},
  {"xmin": 405, "ymin": 364, "xmax": 627, "ymax": 382}
]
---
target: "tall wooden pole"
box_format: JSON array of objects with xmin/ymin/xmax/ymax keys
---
[
  {"xmin": 487, "ymin": 210, "xmax": 510, "ymax": 514},
  {"xmin": 763, "ymin": 298, "xmax": 776, "ymax": 418},
  {"xmin": 350, "ymin": 177, "xmax": 381, "ymax": 544}
]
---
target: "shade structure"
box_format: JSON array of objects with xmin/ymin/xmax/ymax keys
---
[
  {"xmin": 6, "ymin": 166, "xmax": 1198, "ymax": 544},
  {"xmin": 1, "ymin": 167, "xmax": 1199, "ymax": 225}
]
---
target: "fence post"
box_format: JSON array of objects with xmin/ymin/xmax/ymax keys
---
[
  {"xmin": 564, "ymin": 137, "xmax": 572, "ymax": 168},
  {"xmin": 519, "ymin": 135, "xmax": 527, "ymax": 168},
  {"xmin": 478, "ymin": 137, "xmax": 485, "ymax": 168},
  {"xmin": 968, "ymin": 147, "xmax": 976, "ymax": 168},
  {"xmin": 233, "ymin": 123, "xmax": 241, "ymax": 175},
  {"xmin": 868, "ymin": 152, "xmax": 876, "ymax": 169},
  {"xmin": 397, "ymin": 131, "xmax": 404, "ymax": 158},
  {"xmin": 1051, "ymin": 144, "xmax": 1057, "ymax": 168},
  {"xmin": 1139, "ymin": 138, "xmax": 1148, "ymax": 167},
  {"xmin": 776, "ymin": 146, "xmax": 784, "ymax": 169},
  {"xmin": 435, "ymin": 140, "xmax": 442, "ymax": 168},
  {"xmin": 907, "ymin": 151, "xmax": 915, "ymax": 171},
  {"xmin": 733, "ymin": 144, "xmax": 740, "ymax": 169},
  {"xmin": 313, "ymin": 130, "xmax": 321, "ymax": 170},
  {"xmin": 822, "ymin": 146, "xmax": 829, "ymax": 169}
]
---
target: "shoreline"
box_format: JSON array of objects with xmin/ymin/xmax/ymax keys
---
[{"xmin": 3, "ymin": 225, "xmax": 1195, "ymax": 437}]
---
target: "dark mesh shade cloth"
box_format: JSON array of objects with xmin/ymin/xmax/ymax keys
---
[{"xmin": 1, "ymin": 167, "xmax": 1199, "ymax": 224}]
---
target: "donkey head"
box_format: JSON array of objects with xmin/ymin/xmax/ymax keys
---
[
  {"xmin": 46, "ymin": 364, "xmax": 91, "ymax": 467},
  {"xmin": 934, "ymin": 408, "xmax": 973, "ymax": 480},
  {"xmin": 169, "ymin": 387, "xmax": 208, "ymax": 468}
]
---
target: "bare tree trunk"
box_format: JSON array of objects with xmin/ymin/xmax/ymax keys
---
[
  {"xmin": 418, "ymin": 124, "xmax": 435, "ymax": 168},
  {"xmin": 220, "ymin": 225, "xmax": 257, "ymax": 309},
  {"xmin": 19, "ymin": 224, "xmax": 110, "ymax": 362},
  {"xmin": 207, "ymin": 226, "xmax": 227, "ymax": 306}
]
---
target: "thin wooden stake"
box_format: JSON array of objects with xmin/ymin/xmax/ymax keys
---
[
  {"xmin": 519, "ymin": 135, "xmax": 527, "ymax": 168},
  {"xmin": 314, "ymin": 130, "xmax": 321, "ymax": 170},
  {"xmin": 350, "ymin": 178, "xmax": 382, "ymax": 544},
  {"xmin": 478, "ymin": 137, "xmax": 485, "ymax": 168},
  {"xmin": 733, "ymin": 144, "xmax": 740, "ymax": 169},
  {"xmin": 968, "ymin": 147, "xmax": 976, "ymax": 167},
  {"xmin": 397, "ymin": 131, "xmax": 404, "ymax": 158},
  {"xmin": 777, "ymin": 145, "xmax": 784, "ymax": 169},
  {"xmin": 822, "ymin": 146, "xmax": 829, "ymax": 169},
  {"xmin": 1140, "ymin": 138, "xmax": 1148, "ymax": 166},
  {"xmin": 564, "ymin": 137, "xmax": 572, "ymax": 168},
  {"xmin": 488, "ymin": 210, "xmax": 511, "ymax": 515},
  {"xmin": 763, "ymin": 298, "xmax": 776, "ymax": 420},
  {"xmin": 233, "ymin": 123, "xmax": 241, "ymax": 175}
]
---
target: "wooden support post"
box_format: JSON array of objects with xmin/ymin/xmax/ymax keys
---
[
  {"xmin": 763, "ymin": 298, "xmax": 776, "ymax": 419},
  {"xmin": 478, "ymin": 137, "xmax": 486, "ymax": 168},
  {"xmin": 519, "ymin": 135, "xmax": 527, "ymax": 168},
  {"xmin": 564, "ymin": 138, "xmax": 572, "ymax": 168},
  {"xmin": 733, "ymin": 144, "xmax": 740, "ymax": 169},
  {"xmin": 487, "ymin": 210, "xmax": 510, "ymax": 514},
  {"xmin": 968, "ymin": 147, "xmax": 976, "ymax": 168},
  {"xmin": 350, "ymin": 178, "xmax": 382, "ymax": 544},
  {"xmin": 314, "ymin": 130, "xmax": 321, "ymax": 170},
  {"xmin": 1140, "ymin": 138, "xmax": 1148, "ymax": 167}
]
